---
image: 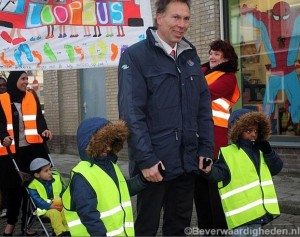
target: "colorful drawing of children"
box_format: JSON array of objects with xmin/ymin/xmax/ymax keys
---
[
  {"xmin": 0, "ymin": 0, "xmax": 26, "ymax": 45},
  {"xmin": 117, "ymin": 25, "xmax": 125, "ymax": 37},
  {"xmin": 93, "ymin": 26, "xmax": 101, "ymax": 37},
  {"xmin": 0, "ymin": 28, "xmax": 25, "ymax": 45},
  {"xmin": 30, "ymin": 28, "xmax": 41, "ymax": 41},
  {"xmin": 70, "ymin": 26, "xmax": 78, "ymax": 38},
  {"xmin": 105, "ymin": 26, "xmax": 113, "ymax": 37},
  {"xmin": 83, "ymin": 26, "xmax": 91, "ymax": 37},
  {"xmin": 58, "ymin": 25, "xmax": 67, "ymax": 38},
  {"xmin": 45, "ymin": 25, "xmax": 54, "ymax": 39}
]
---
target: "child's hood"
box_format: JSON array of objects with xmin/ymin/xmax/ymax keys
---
[
  {"xmin": 77, "ymin": 117, "xmax": 129, "ymax": 159},
  {"xmin": 228, "ymin": 109, "xmax": 271, "ymax": 143}
]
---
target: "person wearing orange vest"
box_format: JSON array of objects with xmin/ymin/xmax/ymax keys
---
[
  {"xmin": 194, "ymin": 40, "xmax": 240, "ymax": 235},
  {"xmin": 0, "ymin": 71, "xmax": 52, "ymax": 236},
  {"xmin": 0, "ymin": 76, "xmax": 8, "ymax": 220}
]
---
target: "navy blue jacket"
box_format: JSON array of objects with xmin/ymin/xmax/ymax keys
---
[{"xmin": 118, "ymin": 27, "xmax": 214, "ymax": 180}]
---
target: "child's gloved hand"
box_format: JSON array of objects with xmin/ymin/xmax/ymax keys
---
[{"xmin": 256, "ymin": 140, "xmax": 272, "ymax": 154}]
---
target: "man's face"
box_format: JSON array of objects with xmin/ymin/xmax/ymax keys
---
[{"xmin": 156, "ymin": 1, "xmax": 190, "ymax": 48}]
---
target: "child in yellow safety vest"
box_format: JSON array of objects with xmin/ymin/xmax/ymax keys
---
[
  {"xmin": 28, "ymin": 158, "xmax": 70, "ymax": 236},
  {"xmin": 62, "ymin": 117, "xmax": 147, "ymax": 236},
  {"xmin": 199, "ymin": 109, "xmax": 283, "ymax": 236}
]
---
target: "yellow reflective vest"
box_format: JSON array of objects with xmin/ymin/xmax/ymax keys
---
[
  {"xmin": 0, "ymin": 91, "xmax": 43, "ymax": 155},
  {"xmin": 28, "ymin": 171, "xmax": 64, "ymax": 216},
  {"xmin": 218, "ymin": 145, "xmax": 280, "ymax": 229},
  {"xmin": 62, "ymin": 161, "xmax": 134, "ymax": 236},
  {"xmin": 206, "ymin": 71, "xmax": 240, "ymax": 128}
]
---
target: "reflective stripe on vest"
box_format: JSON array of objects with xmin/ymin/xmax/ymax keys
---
[
  {"xmin": 0, "ymin": 93, "xmax": 16, "ymax": 155},
  {"xmin": 218, "ymin": 145, "xmax": 280, "ymax": 229},
  {"xmin": 62, "ymin": 161, "xmax": 134, "ymax": 237},
  {"xmin": 28, "ymin": 172, "xmax": 63, "ymax": 216},
  {"xmin": 21, "ymin": 92, "xmax": 43, "ymax": 144},
  {"xmin": 206, "ymin": 71, "xmax": 240, "ymax": 128}
]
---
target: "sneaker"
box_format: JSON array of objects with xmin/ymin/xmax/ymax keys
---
[{"xmin": 0, "ymin": 209, "xmax": 7, "ymax": 218}]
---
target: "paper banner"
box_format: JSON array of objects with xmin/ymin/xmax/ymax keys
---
[{"xmin": 0, "ymin": 0, "xmax": 152, "ymax": 71}]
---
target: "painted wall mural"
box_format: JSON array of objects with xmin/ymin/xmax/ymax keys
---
[
  {"xmin": 241, "ymin": 1, "xmax": 300, "ymax": 132},
  {"xmin": 0, "ymin": 0, "xmax": 152, "ymax": 71}
]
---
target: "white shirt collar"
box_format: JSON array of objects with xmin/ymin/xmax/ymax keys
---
[{"xmin": 156, "ymin": 31, "xmax": 177, "ymax": 54}]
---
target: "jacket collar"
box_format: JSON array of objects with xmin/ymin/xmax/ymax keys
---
[
  {"xmin": 202, "ymin": 61, "xmax": 236, "ymax": 75},
  {"xmin": 147, "ymin": 27, "xmax": 193, "ymax": 56}
]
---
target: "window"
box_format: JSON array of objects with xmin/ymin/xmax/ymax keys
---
[{"xmin": 226, "ymin": 0, "xmax": 300, "ymax": 136}]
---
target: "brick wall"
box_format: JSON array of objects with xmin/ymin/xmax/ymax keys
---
[
  {"xmin": 189, "ymin": 0, "xmax": 221, "ymax": 61},
  {"xmin": 105, "ymin": 67, "xmax": 119, "ymax": 121},
  {"xmin": 44, "ymin": 70, "xmax": 80, "ymax": 154},
  {"xmin": 275, "ymin": 148, "xmax": 300, "ymax": 177}
]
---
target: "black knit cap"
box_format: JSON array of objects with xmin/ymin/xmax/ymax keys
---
[{"xmin": 7, "ymin": 71, "xmax": 27, "ymax": 102}]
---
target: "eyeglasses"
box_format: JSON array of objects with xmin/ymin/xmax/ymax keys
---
[{"xmin": 244, "ymin": 129, "xmax": 258, "ymax": 134}]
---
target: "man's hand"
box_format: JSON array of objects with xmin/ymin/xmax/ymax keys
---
[
  {"xmin": 199, "ymin": 156, "xmax": 212, "ymax": 174},
  {"xmin": 141, "ymin": 162, "xmax": 165, "ymax": 182}
]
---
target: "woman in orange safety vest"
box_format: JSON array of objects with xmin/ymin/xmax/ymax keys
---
[
  {"xmin": 0, "ymin": 71, "xmax": 52, "ymax": 236},
  {"xmin": 194, "ymin": 40, "xmax": 241, "ymax": 234}
]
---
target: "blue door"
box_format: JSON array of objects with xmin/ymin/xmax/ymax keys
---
[{"xmin": 80, "ymin": 68, "xmax": 106, "ymax": 119}]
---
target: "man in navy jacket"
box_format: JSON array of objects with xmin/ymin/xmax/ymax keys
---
[{"xmin": 118, "ymin": 0, "xmax": 214, "ymax": 235}]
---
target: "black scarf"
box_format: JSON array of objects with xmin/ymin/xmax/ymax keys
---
[
  {"xmin": 202, "ymin": 61, "xmax": 237, "ymax": 75},
  {"xmin": 7, "ymin": 71, "xmax": 26, "ymax": 103}
]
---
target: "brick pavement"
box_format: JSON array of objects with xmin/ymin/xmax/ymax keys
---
[{"xmin": 1, "ymin": 153, "xmax": 300, "ymax": 236}]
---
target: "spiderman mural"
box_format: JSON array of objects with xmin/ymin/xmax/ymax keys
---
[{"xmin": 241, "ymin": 1, "xmax": 300, "ymax": 134}]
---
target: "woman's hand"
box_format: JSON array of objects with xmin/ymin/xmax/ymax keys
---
[
  {"xmin": 2, "ymin": 136, "xmax": 13, "ymax": 147},
  {"xmin": 42, "ymin": 129, "xmax": 53, "ymax": 140}
]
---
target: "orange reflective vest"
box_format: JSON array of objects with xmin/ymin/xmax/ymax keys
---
[
  {"xmin": 0, "ymin": 92, "xmax": 43, "ymax": 155},
  {"xmin": 206, "ymin": 71, "xmax": 240, "ymax": 128},
  {"xmin": 0, "ymin": 93, "xmax": 15, "ymax": 155}
]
